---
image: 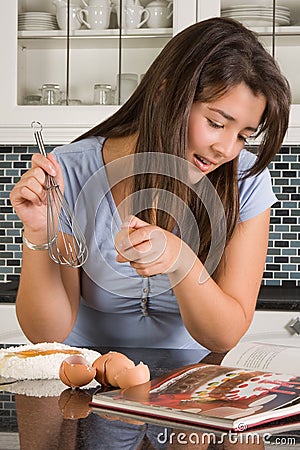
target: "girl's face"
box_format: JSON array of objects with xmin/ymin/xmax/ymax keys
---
[{"xmin": 186, "ymin": 83, "xmax": 266, "ymax": 176}]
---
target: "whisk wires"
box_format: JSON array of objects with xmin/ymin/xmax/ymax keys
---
[{"xmin": 31, "ymin": 121, "xmax": 88, "ymax": 268}]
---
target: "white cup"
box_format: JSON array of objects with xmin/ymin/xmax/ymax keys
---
[
  {"xmin": 78, "ymin": 6, "xmax": 112, "ymax": 29},
  {"xmin": 117, "ymin": 73, "xmax": 138, "ymax": 104},
  {"xmin": 124, "ymin": 5, "xmax": 150, "ymax": 29},
  {"xmin": 56, "ymin": 5, "xmax": 86, "ymax": 30},
  {"xmin": 146, "ymin": 1, "xmax": 173, "ymax": 28}
]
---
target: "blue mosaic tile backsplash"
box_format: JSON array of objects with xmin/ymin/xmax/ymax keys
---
[{"xmin": 0, "ymin": 144, "xmax": 299, "ymax": 286}]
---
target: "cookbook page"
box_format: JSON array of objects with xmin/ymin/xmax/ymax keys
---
[{"xmin": 221, "ymin": 342, "xmax": 300, "ymax": 375}]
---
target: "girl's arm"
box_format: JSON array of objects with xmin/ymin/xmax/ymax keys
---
[
  {"xmin": 170, "ymin": 209, "xmax": 270, "ymax": 352},
  {"xmin": 115, "ymin": 210, "xmax": 270, "ymax": 352},
  {"xmin": 10, "ymin": 153, "xmax": 80, "ymax": 343}
]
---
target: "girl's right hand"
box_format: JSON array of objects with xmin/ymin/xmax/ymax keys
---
[{"xmin": 10, "ymin": 153, "xmax": 63, "ymax": 241}]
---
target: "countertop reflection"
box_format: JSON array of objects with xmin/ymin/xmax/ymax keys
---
[{"xmin": 0, "ymin": 347, "xmax": 299, "ymax": 450}]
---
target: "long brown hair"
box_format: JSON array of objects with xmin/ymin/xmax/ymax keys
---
[{"xmin": 75, "ymin": 17, "xmax": 291, "ymax": 270}]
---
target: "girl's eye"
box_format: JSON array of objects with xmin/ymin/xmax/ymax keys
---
[
  {"xmin": 208, "ymin": 119, "xmax": 251, "ymax": 144},
  {"xmin": 208, "ymin": 119, "xmax": 223, "ymax": 129}
]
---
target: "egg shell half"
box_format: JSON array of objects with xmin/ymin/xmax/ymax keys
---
[
  {"xmin": 92, "ymin": 353, "xmax": 114, "ymax": 385},
  {"xmin": 59, "ymin": 355, "xmax": 96, "ymax": 388},
  {"xmin": 115, "ymin": 362, "xmax": 150, "ymax": 388},
  {"xmin": 105, "ymin": 352, "xmax": 135, "ymax": 387}
]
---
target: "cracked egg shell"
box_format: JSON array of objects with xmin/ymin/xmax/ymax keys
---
[
  {"xmin": 105, "ymin": 353, "xmax": 135, "ymax": 387},
  {"xmin": 59, "ymin": 355, "xmax": 96, "ymax": 388},
  {"xmin": 115, "ymin": 362, "xmax": 150, "ymax": 389},
  {"xmin": 93, "ymin": 352, "xmax": 135, "ymax": 387},
  {"xmin": 92, "ymin": 353, "xmax": 113, "ymax": 385}
]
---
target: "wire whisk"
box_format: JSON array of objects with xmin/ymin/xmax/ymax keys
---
[{"xmin": 31, "ymin": 121, "xmax": 88, "ymax": 268}]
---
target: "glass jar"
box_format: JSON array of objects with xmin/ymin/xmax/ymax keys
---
[
  {"xmin": 93, "ymin": 84, "xmax": 113, "ymax": 105},
  {"xmin": 41, "ymin": 83, "xmax": 61, "ymax": 105},
  {"xmin": 24, "ymin": 94, "xmax": 41, "ymax": 105}
]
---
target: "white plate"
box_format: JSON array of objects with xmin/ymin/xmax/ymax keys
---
[
  {"xmin": 222, "ymin": 9, "xmax": 290, "ymax": 15},
  {"xmin": 19, "ymin": 22, "xmax": 57, "ymax": 26},
  {"xmin": 222, "ymin": 11, "xmax": 290, "ymax": 20},
  {"xmin": 222, "ymin": 10, "xmax": 290, "ymax": 20},
  {"xmin": 222, "ymin": 15, "xmax": 290, "ymax": 26},
  {"xmin": 222, "ymin": 5, "xmax": 290, "ymax": 12},
  {"xmin": 19, "ymin": 26, "xmax": 58, "ymax": 31},
  {"xmin": 19, "ymin": 12, "xmax": 56, "ymax": 17},
  {"xmin": 230, "ymin": 18, "xmax": 287, "ymax": 27},
  {"xmin": 18, "ymin": 19, "xmax": 57, "ymax": 23}
]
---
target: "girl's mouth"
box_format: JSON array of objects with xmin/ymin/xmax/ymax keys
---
[{"xmin": 193, "ymin": 154, "xmax": 213, "ymax": 173}]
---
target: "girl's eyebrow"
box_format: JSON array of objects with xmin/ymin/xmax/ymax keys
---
[{"xmin": 207, "ymin": 107, "xmax": 257, "ymax": 132}]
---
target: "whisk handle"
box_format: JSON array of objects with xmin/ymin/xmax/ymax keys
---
[{"xmin": 31, "ymin": 121, "xmax": 47, "ymax": 158}]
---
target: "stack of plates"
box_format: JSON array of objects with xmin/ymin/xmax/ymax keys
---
[
  {"xmin": 18, "ymin": 12, "xmax": 58, "ymax": 31},
  {"xmin": 221, "ymin": 5, "xmax": 290, "ymax": 27}
]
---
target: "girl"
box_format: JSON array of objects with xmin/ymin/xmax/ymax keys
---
[{"xmin": 10, "ymin": 17, "xmax": 291, "ymax": 352}]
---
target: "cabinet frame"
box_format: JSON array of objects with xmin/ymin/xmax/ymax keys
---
[
  {"xmin": 0, "ymin": 0, "xmax": 299, "ymax": 144},
  {"xmin": 196, "ymin": 0, "xmax": 300, "ymax": 144},
  {"xmin": 0, "ymin": 0, "xmax": 197, "ymax": 143}
]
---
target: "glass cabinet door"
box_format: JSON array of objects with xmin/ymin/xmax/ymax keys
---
[
  {"xmin": 200, "ymin": 0, "xmax": 300, "ymax": 105},
  {"xmin": 17, "ymin": 0, "xmax": 121, "ymax": 106},
  {"xmin": 17, "ymin": 0, "xmax": 174, "ymax": 107},
  {"xmin": 18, "ymin": 0, "xmax": 68, "ymax": 106},
  {"xmin": 116, "ymin": 0, "xmax": 173, "ymax": 105}
]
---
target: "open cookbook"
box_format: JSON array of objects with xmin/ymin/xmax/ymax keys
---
[{"xmin": 91, "ymin": 341, "xmax": 300, "ymax": 431}]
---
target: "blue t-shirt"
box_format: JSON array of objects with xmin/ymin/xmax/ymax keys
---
[{"xmin": 52, "ymin": 137, "xmax": 276, "ymax": 350}]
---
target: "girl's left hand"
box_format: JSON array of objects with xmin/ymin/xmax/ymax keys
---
[{"xmin": 114, "ymin": 215, "xmax": 183, "ymax": 277}]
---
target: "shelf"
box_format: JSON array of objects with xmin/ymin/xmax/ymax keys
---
[
  {"xmin": 19, "ymin": 26, "xmax": 300, "ymax": 40},
  {"xmin": 212, "ymin": 25, "xmax": 300, "ymax": 47},
  {"xmin": 18, "ymin": 28, "xmax": 173, "ymax": 49},
  {"xmin": 251, "ymin": 25, "xmax": 300, "ymax": 36},
  {"xmin": 18, "ymin": 28, "xmax": 173, "ymax": 38}
]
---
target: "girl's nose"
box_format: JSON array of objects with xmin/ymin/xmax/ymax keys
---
[{"xmin": 212, "ymin": 132, "xmax": 238, "ymax": 158}]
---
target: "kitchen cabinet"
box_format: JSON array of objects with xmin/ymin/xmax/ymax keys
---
[
  {"xmin": 197, "ymin": 0, "xmax": 300, "ymax": 143},
  {"xmin": 0, "ymin": 0, "xmax": 300, "ymax": 144},
  {"xmin": 0, "ymin": 0, "xmax": 197, "ymax": 144}
]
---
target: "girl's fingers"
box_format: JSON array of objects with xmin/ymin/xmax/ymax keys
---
[
  {"xmin": 116, "ymin": 240, "xmax": 153, "ymax": 262},
  {"xmin": 10, "ymin": 168, "xmax": 48, "ymax": 208},
  {"xmin": 47, "ymin": 153, "xmax": 64, "ymax": 186},
  {"xmin": 117, "ymin": 226, "xmax": 152, "ymax": 251},
  {"xmin": 21, "ymin": 166, "xmax": 47, "ymax": 186},
  {"xmin": 21, "ymin": 174, "xmax": 48, "ymax": 203},
  {"xmin": 19, "ymin": 186, "xmax": 45, "ymax": 206},
  {"xmin": 129, "ymin": 261, "xmax": 159, "ymax": 277},
  {"xmin": 121, "ymin": 215, "xmax": 149, "ymax": 230},
  {"xmin": 31, "ymin": 153, "xmax": 56, "ymax": 176},
  {"xmin": 116, "ymin": 254, "xmax": 128, "ymax": 263}
]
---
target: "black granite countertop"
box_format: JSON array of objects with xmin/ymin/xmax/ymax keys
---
[
  {"xmin": 0, "ymin": 280, "xmax": 19, "ymax": 303},
  {"xmin": 0, "ymin": 281, "xmax": 299, "ymax": 310},
  {"xmin": 0, "ymin": 347, "xmax": 300, "ymax": 448},
  {"xmin": 257, "ymin": 285, "xmax": 300, "ymax": 311}
]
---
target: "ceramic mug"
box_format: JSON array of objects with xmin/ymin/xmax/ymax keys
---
[
  {"xmin": 56, "ymin": 5, "xmax": 86, "ymax": 30},
  {"xmin": 124, "ymin": 5, "xmax": 150, "ymax": 29},
  {"xmin": 146, "ymin": 0, "xmax": 173, "ymax": 28},
  {"xmin": 117, "ymin": 73, "xmax": 138, "ymax": 103},
  {"xmin": 78, "ymin": 5, "xmax": 112, "ymax": 29}
]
